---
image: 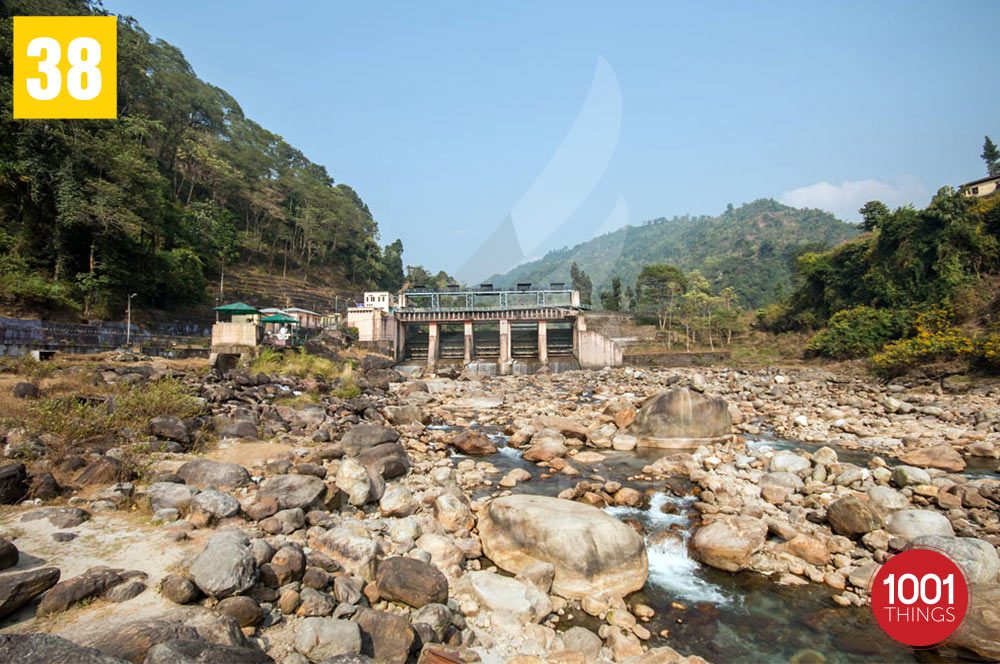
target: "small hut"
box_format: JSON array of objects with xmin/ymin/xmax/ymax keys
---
[{"xmin": 260, "ymin": 312, "xmax": 299, "ymax": 346}]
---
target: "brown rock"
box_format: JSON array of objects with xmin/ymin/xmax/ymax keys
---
[
  {"xmin": 447, "ymin": 430, "xmax": 497, "ymax": 456},
  {"xmin": 375, "ymin": 557, "xmax": 449, "ymax": 608},
  {"xmin": 0, "ymin": 567, "xmax": 60, "ymax": 618},
  {"xmin": 216, "ymin": 595, "xmax": 262, "ymax": 627},
  {"xmin": 899, "ymin": 444, "xmax": 966, "ymax": 473},
  {"xmin": 355, "ymin": 607, "xmax": 416, "ymax": 664},
  {"xmin": 827, "ymin": 495, "xmax": 882, "ymax": 538}
]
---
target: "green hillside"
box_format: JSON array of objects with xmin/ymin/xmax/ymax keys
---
[{"xmin": 491, "ymin": 199, "xmax": 859, "ymax": 308}]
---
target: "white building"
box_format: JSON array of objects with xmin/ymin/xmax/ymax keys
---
[{"xmin": 363, "ymin": 292, "xmax": 394, "ymax": 312}]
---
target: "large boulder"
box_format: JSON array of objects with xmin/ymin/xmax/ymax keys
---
[
  {"xmin": 910, "ymin": 536, "xmax": 1000, "ymax": 584},
  {"xmin": 147, "ymin": 415, "xmax": 190, "ymax": 444},
  {"xmin": 465, "ymin": 571, "xmax": 552, "ymax": 624},
  {"xmin": 38, "ymin": 567, "xmax": 124, "ymax": 616},
  {"xmin": 144, "ymin": 639, "xmax": 273, "ymax": 664},
  {"xmin": 353, "ymin": 608, "xmax": 415, "ymax": 664},
  {"xmin": 0, "ymin": 567, "xmax": 61, "ymax": 618},
  {"xmin": 176, "ymin": 460, "xmax": 251, "ymax": 491},
  {"xmin": 256, "ymin": 474, "xmax": 326, "ymax": 510},
  {"xmin": 629, "ymin": 389, "xmax": 732, "ymax": 447},
  {"xmin": 0, "ymin": 463, "xmax": 29, "ymax": 504},
  {"xmin": 887, "ymin": 509, "xmax": 955, "ymax": 541},
  {"xmin": 375, "ymin": 557, "xmax": 449, "ymax": 608},
  {"xmin": 692, "ymin": 515, "xmax": 767, "ymax": 572},
  {"xmin": 147, "ymin": 482, "xmax": 198, "ymax": 512},
  {"xmin": 769, "ymin": 452, "xmax": 810, "ymax": 474},
  {"xmin": 340, "ymin": 424, "xmax": 400, "ymax": 456},
  {"xmin": 188, "ymin": 531, "xmax": 257, "ymax": 598},
  {"xmin": 191, "ymin": 490, "xmax": 241, "ymax": 519},
  {"xmin": 11, "ymin": 382, "xmax": 40, "ymax": 399},
  {"xmin": 898, "ymin": 445, "xmax": 966, "ymax": 473},
  {"xmin": 0, "ymin": 634, "xmax": 129, "ymax": 664},
  {"xmin": 357, "ymin": 443, "xmax": 410, "ymax": 480},
  {"xmin": 477, "ymin": 495, "xmax": 648, "ymax": 599},
  {"xmin": 826, "ymin": 495, "xmax": 883, "ymax": 538},
  {"xmin": 308, "ymin": 528, "xmax": 378, "ymax": 581}
]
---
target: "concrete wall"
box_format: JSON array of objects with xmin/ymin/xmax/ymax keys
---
[
  {"xmin": 211, "ymin": 322, "xmax": 258, "ymax": 348},
  {"xmin": 576, "ymin": 329, "xmax": 623, "ymax": 368},
  {"xmin": 347, "ymin": 308, "xmax": 381, "ymax": 341}
]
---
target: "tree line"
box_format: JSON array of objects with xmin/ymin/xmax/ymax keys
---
[{"xmin": 0, "ymin": 0, "xmax": 405, "ymax": 317}]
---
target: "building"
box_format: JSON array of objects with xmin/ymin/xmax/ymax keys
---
[
  {"xmin": 285, "ymin": 307, "xmax": 323, "ymax": 328},
  {"xmin": 363, "ymin": 292, "xmax": 394, "ymax": 312},
  {"xmin": 961, "ymin": 175, "xmax": 1000, "ymax": 198}
]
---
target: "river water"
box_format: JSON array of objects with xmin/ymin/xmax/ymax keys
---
[{"xmin": 436, "ymin": 423, "xmax": 994, "ymax": 663}]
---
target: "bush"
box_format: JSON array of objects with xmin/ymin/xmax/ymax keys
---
[
  {"xmin": 871, "ymin": 307, "xmax": 974, "ymax": 376},
  {"xmin": 252, "ymin": 347, "xmax": 342, "ymax": 379},
  {"xmin": 805, "ymin": 307, "xmax": 914, "ymax": 359},
  {"xmin": 976, "ymin": 327, "xmax": 1000, "ymax": 369}
]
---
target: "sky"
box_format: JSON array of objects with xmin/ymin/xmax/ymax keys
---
[{"xmin": 106, "ymin": 0, "xmax": 1000, "ymax": 278}]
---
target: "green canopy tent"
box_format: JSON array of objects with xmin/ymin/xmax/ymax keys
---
[
  {"xmin": 260, "ymin": 313, "xmax": 300, "ymax": 346},
  {"xmin": 213, "ymin": 301, "xmax": 260, "ymax": 322}
]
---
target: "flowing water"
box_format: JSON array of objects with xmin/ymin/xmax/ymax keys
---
[{"xmin": 442, "ymin": 423, "xmax": 991, "ymax": 663}]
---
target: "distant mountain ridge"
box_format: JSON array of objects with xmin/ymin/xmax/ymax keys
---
[{"xmin": 489, "ymin": 199, "xmax": 860, "ymax": 308}]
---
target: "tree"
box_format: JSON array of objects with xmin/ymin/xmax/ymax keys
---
[
  {"xmin": 570, "ymin": 262, "xmax": 593, "ymax": 305},
  {"xmin": 982, "ymin": 136, "xmax": 1000, "ymax": 177},
  {"xmin": 859, "ymin": 201, "xmax": 890, "ymax": 232},
  {"xmin": 599, "ymin": 276, "xmax": 622, "ymax": 310},
  {"xmin": 636, "ymin": 264, "xmax": 687, "ymax": 345},
  {"xmin": 623, "ymin": 286, "xmax": 635, "ymax": 311}
]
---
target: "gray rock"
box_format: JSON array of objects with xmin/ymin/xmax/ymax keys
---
[
  {"xmin": 38, "ymin": 567, "xmax": 124, "ymax": 616},
  {"xmin": 466, "ymin": 571, "xmax": 552, "ymax": 624},
  {"xmin": 12, "ymin": 382, "xmax": 40, "ymax": 399},
  {"xmin": 191, "ymin": 490, "xmax": 241, "ymax": 519},
  {"xmin": 176, "ymin": 459, "xmax": 252, "ymax": 491},
  {"xmin": 0, "ymin": 633, "xmax": 129, "ymax": 664},
  {"xmin": 356, "ymin": 443, "xmax": 410, "ymax": 480},
  {"xmin": 294, "ymin": 617, "xmax": 362, "ymax": 661},
  {"xmin": 770, "ymin": 451, "xmax": 811, "ymax": 474},
  {"xmin": 867, "ymin": 485, "xmax": 910, "ymax": 514},
  {"xmin": 189, "ymin": 531, "xmax": 257, "ymax": 598},
  {"xmin": 147, "ymin": 482, "xmax": 198, "ymax": 512},
  {"xmin": 910, "ymin": 535, "xmax": 1000, "ymax": 584},
  {"xmin": 257, "ymin": 474, "xmax": 326, "ymax": 510},
  {"xmin": 147, "ymin": 415, "xmax": 190, "ymax": 444},
  {"xmin": 144, "ymin": 639, "xmax": 273, "ymax": 664},
  {"xmin": 562, "ymin": 626, "xmax": 602, "ymax": 660},
  {"xmin": 630, "ymin": 388, "xmax": 732, "ymax": 445},
  {"xmin": 0, "ymin": 538, "xmax": 18, "ymax": 570},
  {"xmin": 826, "ymin": 495, "xmax": 883, "ymax": 538},
  {"xmin": 0, "ymin": 463, "xmax": 29, "ymax": 504},
  {"xmin": 891, "ymin": 465, "xmax": 931, "ymax": 488},
  {"xmin": 340, "ymin": 424, "xmax": 400, "ymax": 456},
  {"xmin": 887, "ymin": 509, "xmax": 955, "ymax": 540},
  {"xmin": 0, "ymin": 567, "xmax": 61, "ymax": 618},
  {"xmin": 105, "ymin": 579, "xmax": 146, "ymax": 602}
]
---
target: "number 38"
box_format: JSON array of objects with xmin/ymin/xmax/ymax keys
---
[{"xmin": 27, "ymin": 36, "xmax": 102, "ymax": 101}]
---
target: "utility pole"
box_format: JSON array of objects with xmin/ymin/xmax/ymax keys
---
[{"xmin": 126, "ymin": 293, "xmax": 137, "ymax": 348}]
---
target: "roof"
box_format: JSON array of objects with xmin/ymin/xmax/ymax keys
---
[
  {"xmin": 961, "ymin": 174, "xmax": 1000, "ymax": 187},
  {"xmin": 259, "ymin": 307, "xmax": 286, "ymax": 314},
  {"xmin": 285, "ymin": 307, "xmax": 321, "ymax": 316},
  {"xmin": 213, "ymin": 302, "xmax": 260, "ymax": 315},
  {"xmin": 260, "ymin": 313, "xmax": 299, "ymax": 324}
]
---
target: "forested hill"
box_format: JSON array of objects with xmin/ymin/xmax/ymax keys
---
[
  {"xmin": 490, "ymin": 199, "xmax": 859, "ymax": 308},
  {"xmin": 0, "ymin": 0, "xmax": 405, "ymax": 320}
]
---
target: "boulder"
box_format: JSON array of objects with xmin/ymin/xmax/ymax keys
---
[
  {"xmin": 341, "ymin": 424, "xmax": 400, "ymax": 456},
  {"xmin": 447, "ymin": 430, "xmax": 497, "ymax": 456},
  {"xmin": 37, "ymin": 567, "xmax": 124, "ymax": 616},
  {"xmin": 466, "ymin": 571, "xmax": 552, "ymax": 624},
  {"xmin": 886, "ymin": 509, "xmax": 955, "ymax": 540},
  {"xmin": 188, "ymin": 531, "xmax": 257, "ymax": 598},
  {"xmin": 867, "ymin": 486, "xmax": 910, "ymax": 514},
  {"xmin": 75, "ymin": 457, "xmax": 121, "ymax": 485},
  {"xmin": 630, "ymin": 389, "xmax": 732, "ymax": 447},
  {"xmin": 382, "ymin": 405, "xmax": 425, "ymax": 426},
  {"xmin": 433, "ymin": 493, "xmax": 473, "ymax": 532},
  {"xmin": 379, "ymin": 486, "xmax": 417, "ymax": 518},
  {"xmin": 477, "ymin": 494, "xmax": 647, "ymax": 599},
  {"xmin": 826, "ymin": 495, "xmax": 883, "ymax": 538},
  {"xmin": 147, "ymin": 415, "xmax": 190, "ymax": 444},
  {"xmin": 531, "ymin": 416, "xmax": 589, "ymax": 441},
  {"xmin": 0, "ymin": 567, "xmax": 61, "ymax": 618},
  {"xmin": 295, "ymin": 617, "xmax": 362, "ymax": 661},
  {"xmin": 0, "ymin": 634, "xmax": 129, "ymax": 664},
  {"xmin": 257, "ymin": 474, "xmax": 326, "ymax": 510},
  {"xmin": 191, "ymin": 490, "xmax": 241, "ymax": 519},
  {"xmin": 12, "ymin": 382, "xmax": 40, "ymax": 399},
  {"xmin": 147, "ymin": 482, "xmax": 198, "ymax": 512},
  {"xmin": 375, "ymin": 557, "xmax": 449, "ymax": 608},
  {"xmin": 160, "ymin": 574, "xmax": 200, "ymax": 604},
  {"xmin": 890, "ymin": 465, "xmax": 931, "ymax": 488},
  {"xmin": 336, "ymin": 458, "xmax": 373, "ymax": 506},
  {"xmin": 176, "ymin": 460, "xmax": 251, "ymax": 491},
  {"xmin": 356, "ymin": 443, "xmax": 410, "ymax": 480},
  {"xmin": 910, "ymin": 536, "xmax": 1000, "ymax": 584},
  {"xmin": 217, "ymin": 595, "xmax": 263, "ymax": 627},
  {"xmin": 946, "ymin": 583, "xmax": 1000, "ymax": 661},
  {"xmin": 692, "ymin": 515, "xmax": 767, "ymax": 572},
  {"xmin": 144, "ymin": 639, "xmax": 273, "ymax": 664},
  {"xmin": 309, "ymin": 528, "xmax": 378, "ymax": 581},
  {"xmin": 522, "ymin": 431, "xmax": 568, "ymax": 462},
  {"xmin": 898, "ymin": 445, "xmax": 966, "ymax": 473},
  {"xmin": 354, "ymin": 607, "xmax": 415, "ymax": 664},
  {"xmin": 0, "ymin": 463, "xmax": 29, "ymax": 504},
  {"xmin": 0, "ymin": 538, "xmax": 18, "ymax": 570},
  {"xmin": 770, "ymin": 451, "xmax": 810, "ymax": 474},
  {"xmin": 220, "ymin": 419, "xmax": 257, "ymax": 439}
]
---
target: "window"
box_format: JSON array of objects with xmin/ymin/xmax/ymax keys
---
[{"xmin": 973, "ymin": 187, "xmax": 979, "ymax": 194}]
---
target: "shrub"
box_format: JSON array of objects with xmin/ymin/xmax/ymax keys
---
[
  {"xmin": 871, "ymin": 307, "xmax": 974, "ymax": 376},
  {"xmin": 976, "ymin": 326, "xmax": 1000, "ymax": 369},
  {"xmin": 805, "ymin": 307, "xmax": 914, "ymax": 359},
  {"xmin": 252, "ymin": 347, "xmax": 342, "ymax": 379}
]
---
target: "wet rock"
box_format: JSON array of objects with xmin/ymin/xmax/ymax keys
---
[
  {"xmin": 692, "ymin": 515, "xmax": 767, "ymax": 572},
  {"xmin": 161, "ymin": 574, "xmax": 200, "ymax": 604},
  {"xmin": 189, "ymin": 531, "xmax": 257, "ymax": 598},
  {"xmin": 886, "ymin": 509, "xmax": 954, "ymax": 540},
  {"xmin": 257, "ymin": 474, "xmax": 326, "ymax": 510},
  {"xmin": 826, "ymin": 495, "xmax": 883, "ymax": 538},
  {"xmin": 910, "ymin": 535, "xmax": 1000, "ymax": 584},
  {"xmin": 354, "ymin": 607, "xmax": 416, "ymax": 664},
  {"xmin": 477, "ymin": 494, "xmax": 647, "ymax": 599},
  {"xmin": 176, "ymin": 459, "xmax": 251, "ymax": 490},
  {"xmin": 341, "ymin": 424, "xmax": 401, "ymax": 456},
  {"xmin": 0, "ymin": 463, "xmax": 29, "ymax": 504},
  {"xmin": 447, "ymin": 430, "xmax": 497, "ymax": 456},
  {"xmin": 898, "ymin": 444, "xmax": 966, "ymax": 473},
  {"xmin": 144, "ymin": 639, "xmax": 274, "ymax": 664},
  {"xmin": 294, "ymin": 617, "xmax": 362, "ymax": 661},
  {"xmin": 466, "ymin": 570, "xmax": 552, "ymax": 624},
  {"xmin": 0, "ymin": 633, "xmax": 129, "ymax": 664},
  {"xmin": 147, "ymin": 414, "xmax": 190, "ymax": 444},
  {"xmin": 0, "ymin": 567, "xmax": 61, "ymax": 618},
  {"xmin": 375, "ymin": 557, "xmax": 449, "ymax": 608},
  {"xmin": 630, "ymin": 389, "xmax": 732, "ymax": 446}
]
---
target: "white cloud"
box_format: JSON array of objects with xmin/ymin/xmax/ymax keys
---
[{"xmin": 780, "ymin": 177, "xmax": 927, "ymax": 222}]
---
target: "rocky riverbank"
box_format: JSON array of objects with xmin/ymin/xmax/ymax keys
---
[{"xmin": 0, "ymin": 358, "xmax": 998, "ymax": 663}]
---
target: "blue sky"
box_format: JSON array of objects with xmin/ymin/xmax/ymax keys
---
[{"xmin": 106, "ymin": 0, "xmax": 1000, "ymax": 276}]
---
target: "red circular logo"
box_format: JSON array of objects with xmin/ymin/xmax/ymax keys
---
[{"xmin": 868, "ymin": 547, "xmax": 970, "ymax": 648}]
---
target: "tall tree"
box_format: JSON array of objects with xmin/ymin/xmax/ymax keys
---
[
  {"xmin": 859, "ymin": 201, "xmax": 890, "ymax": 232},
  {"xmin": 570, "ymin": 262, "xmax": 593, "ymax": 305},
  {"xmin": 982, "ymin": 136, "xmax": 1000, "ymax": 177},
  {"xmin": 636, "ymin": 264, "xmax": 687, "ymax": 345}
]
